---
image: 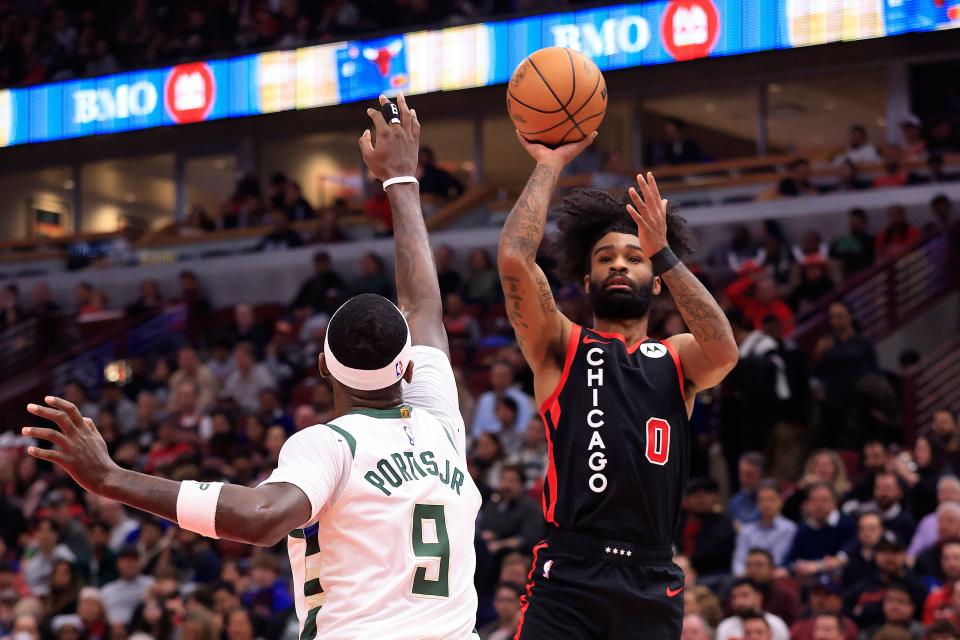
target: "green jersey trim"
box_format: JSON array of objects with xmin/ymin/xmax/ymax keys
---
[
  {"xmin": 321, "ymin": 423, "xmax": 357, "ymax": 458},
  {"xmin": 347, "ymin": 404, "xmax": 412, "ymax": 420}
]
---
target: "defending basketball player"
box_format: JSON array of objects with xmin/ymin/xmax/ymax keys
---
[
  {"xmin": 22, "ymin": 94, "xmax": 482, "ymax": 640},
  {"xmin": 497, "ymin": 133, "xmax": 739, "ymax": 639}
]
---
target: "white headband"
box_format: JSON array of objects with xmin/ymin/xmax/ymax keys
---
[{"xmin": 323, "ymin": 301, "xmax": 412, "ymax": 391}]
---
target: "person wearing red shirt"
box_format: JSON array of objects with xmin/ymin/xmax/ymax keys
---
[
  {"xmin": 873, "ymin": 145, "xmax": 910, "ymax": 188},
  {"xmin": 923, "ymin": 544, "xmax": 960, "ymax": 625},
  {"xmin": 724, "ymin": 271, "xmax": 796, "ymax": 335},
  {"xmin": 875, "ymin": 205, "xmax": 920, "ymax": 259}
]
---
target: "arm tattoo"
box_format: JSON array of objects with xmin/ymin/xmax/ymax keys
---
[
  {"xmin": 502, "ymin": 164, "xmax": 557, "ymax": 260},
  {"xmin": 661, "ymin": 263, "xmax": 733, "ymax": 343},
  {"xmin": 502, "ymin": 275, "xmax": 529, "ymax": 350},
  {"xmin": 536, "ymin": 273, "xmax": 557, "ymax": 314}
]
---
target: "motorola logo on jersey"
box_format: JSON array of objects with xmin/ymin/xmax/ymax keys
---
[
  {"xmin": 585, "ymin": 347, "xmax": 609, "ymax": 494},
  {"xmin": 661, "ymin": 0, "xmax": 721, "ymax": 62},
  {"xmin": 164, "ymin": 62, "xmax": 216, "ymax": 124},
  {"xmin": 641, "ymin": 343, "xmax": 668, "ymax": 359}
]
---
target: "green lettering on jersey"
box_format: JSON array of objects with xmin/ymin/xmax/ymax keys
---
[
  {"xmin": 364, "ymin": 471, "xmax": 391, "ymax": 496},
  {"xmin": 377, "ymin": 460, "xmax": 403, "ymax": 487},
  {"xmin": 391, "ymin": 453, "xmax": 414, "ymax": 482},
  {"xmin": 420, "ymin": 451, "xmax": 439, "ymax": 476}
]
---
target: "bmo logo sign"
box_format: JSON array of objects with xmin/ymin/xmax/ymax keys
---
[
  {"xmin": 661, "ymin": 0, "xmax": 721, "ymax": 61},
  {"xmin": 551, "ymin": 16, "xmax": 651, "ymax": 57},
  {"xmin": 164, "ymin": 62, "xmax": 216, "ymax": 124},
  {"xmin": 72, "ymin": 81, "xmax": 158, "ymax": 125}
]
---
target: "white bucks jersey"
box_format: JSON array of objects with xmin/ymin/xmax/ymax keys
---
[{"xmin": 260, "ymin": 346, "xmax": 481, "ymax": 640}]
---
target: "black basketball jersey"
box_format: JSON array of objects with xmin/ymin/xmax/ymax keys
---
[{"xmin": 539, "ymin": 324, "xmax": 691, "ymax": 546}]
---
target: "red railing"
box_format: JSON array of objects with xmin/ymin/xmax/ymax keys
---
[
  {"xmin": 793, "ymin": 228, "xmax": 960, "ymax": 354},
  {"xmin": 904, "ymin": 336, "xmax": 960, "ymax": 442}
]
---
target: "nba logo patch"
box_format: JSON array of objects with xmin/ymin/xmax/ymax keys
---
[
  {"xmin": 395, "ymin": 361, "xmax": 403, "ymax": 377},
  {"xmin": 543, "ymin": 560, "xmax": 553, "ymax": 578}
]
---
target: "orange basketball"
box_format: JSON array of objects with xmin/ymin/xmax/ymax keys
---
[{"xmin": 506, "ymin": 46, "xmax": 608, "ymax": 147}]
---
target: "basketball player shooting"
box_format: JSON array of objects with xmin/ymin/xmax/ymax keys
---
[
  {"xmin": 498, "ymin": 132, "xmax": 739, "ymax": 639},
  {"xmin": 22, "ymin": 93, "xmax": 483, "ymax": 640}
]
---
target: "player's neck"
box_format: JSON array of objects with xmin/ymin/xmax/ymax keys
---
[
  {"xmin": 592, "ymin": 316, "xmax": 649, "ymax": 345},
  {"xmin": 332, "ymin": 385, "xmax": 404, "ymax": 419}
]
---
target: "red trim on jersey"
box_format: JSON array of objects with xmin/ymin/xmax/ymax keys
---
[
  {"xmin": 659, "ymin": 339, "xmax": 686, "ymax": 404},
  {"xmin": 538, "ymin": 325, "xmax": 581, "ymax": 525},
  {"xmin": 514, "ymin": 541, "xmax": 549, "ymax": 640},
  {"xmin": 590, "ymin": 328, "xmax": 649, "ymax": 354}
]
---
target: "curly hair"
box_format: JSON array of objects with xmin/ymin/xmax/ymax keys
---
[{"xmin": 548, "ymin": 187, "xmax": 695, "ymax": 283}]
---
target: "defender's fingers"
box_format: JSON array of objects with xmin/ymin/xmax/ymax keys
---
[
  {"xmin": 27, "ymin": 446, "xmax": 64, "ymax": 464},
  {"xmin": 410, "ymin": 109, "xmax": 421, "ymax": 139},
  {"xmin": 26, "ymin": 404, "xmax": 75, "ymax": 433},
  {"xmin": 358, "ymin": 129, "xmax": 374, "ymax": 156},
  {"xmin": 626, "ymin": 204, "xmax": 652, "ymax": 231},
  {"xmin": 647, "ymin": 172, "xmax": 664, "ymax": 205},
  {"xmin": 396, "ymin": 92, "xmax": 412, "ymax": 134},
  {"xmin": 366, "ymin": 98, "xmax": 389, "ymax": 134},
  {"xmin": 82, "ymin": 417, "xmax": 97, "ymax": 432},
  {"xmin": 635, "ymin": 172, "xmax": 656, "ymax": 206},
  {"xmin": 22, "ymin": 426, "xmax": 68, "ymax": 448},
  {"xmin": 45, "ymin": 396, "xmax": 84, "ymax": 429},
  {"xmin": 627, "ymin": 186, "xmax": 648, "ymax": 213}
]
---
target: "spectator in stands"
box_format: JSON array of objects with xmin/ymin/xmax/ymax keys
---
[
  {"xmin": 834, "ymin": 125, "xmax": 881, "ymax": 167},
  {"xmin": 283, "ymin": 181, "xmax": 315, "ymax": 221},
  {"xmin": 876, "ymin": 205, "xmax": 920, "ymax": 259},
  {"xmin": 509, "ymin": 415, "xmax": 548, "ymax": 491},
  {"xmin": 62, "ymin": 380, "xmax": 98, "ymax": 418},
  {"xmin": 788, "ymin": 255, "xmax": 835, "ymax": 315},
  {"xmin": 256, "ymin": 210, "xmax": 304, "ymax": 251},
  {"xmin": 830, "ymin": 208, "xmax": 876, "ymax": 276},
  {"xmin": 205, "ymin": 338, "xmax": 235, "ymax": 387},
  {"xmin": 268, "ymin": 173, "xmax": 288, "ymax": 210},
  {"xmin": 928, "ymin": 119, "xmax": 960, "ymax": 156},
  {"xmin": 869, "ymin": 583, "xmax": 927, "ymax": 640},
  {"xmin": 756, "ymin": 219, "xmax": 795, "ymax": 286},
  {"xmin": 831, "ymin": 159, "xmax": 871, "ymax": 193},
  {"xmin": 0, "ymin": 284, "xmax": 25, "ymax": 332},
  {"xmin": 100, "ymin": 545, "xmax": 153, "ymax": 627},
  {"xmin": 479, "ymin": 466, "xmax": 543, "ymax": 559},
  {"xmin": 791, "ymin": 579, "xmax": 858, "ymax": 640},
  {"xmin": 911, "ymin": 154, "xmax": 959, "ymax": 186},
  {"xmin": 842, "ymin": 439, "xmax": 890, "ymax": 514},
  {"xmin": 923, "ymin": 549, "xmax": 960, "ymax": 623},
  {"xmin": 928, "ymin": 620, "xmax": 960, "ymax": 640},
  {"xmin": 733, "ymin": 480, "xmax": 797, "ymax": 574},
  {"xmin": 19, "ymin": 519, "xmax": 75, "ymax": 597},
  {"xmin": 652, "ymin": 118, "xmax": 702, "ymax": 166},
  {"xmin": 417, "ymin": 147, "xmax": 465, "ymax": 200},
  {"xmin": 74, "ymin": 282, "xmax": 94, "ymax": 314},
  {"xmin": 349, "ymin": 252, "xmax": 393, "ymax": 298},
  {"xmin": 176, "ymin": 270, "xmax": 212, "ymax": 341},
  {"xmin": 744, "ymin": 548, "xmax": 801, "ymax": 625},
  {"xmin": 812, "ymin": 301, "xmax": 878, "ymax": 444},
  {"xmin": 472, "ymin": 360, "xmax": 534, "ymax": 437},
  {"xmin": 220, "ymin": 175, "xmax": 263, "ymax": 229},
  {"xmin": 717, "ymin": 578, "xmax": 790, "ymax": 640},
  {"xmin": 901, "ymin": 116, "xmax": 928, "ymax": 162},
  {"xmin": 125, "ymin": 279, "xmax": 163, "ymax": 317},
  {"xmin": 221, "ymin": 342, "xmax": 276, "ymax": 413},
  {"xmin": 909, "ymin": 476, "xmax": 960, "ymax": 560},
  {"xmin": 242, "ymin": 554, "xmax": 293, "ymax": 621},
  {"xmin": 927, "ymin": 194, "xmax": 955, "ymax": 235},
  {"xmin": 789, "ymin": 482, "xmax": 856, "ymax": 571},
  {"xmin": 725, "ymin": 271, "xmax": 796, "ymax": 334},
  {"xmin": 291, "ymin": 251, "xmax": 345, "ymax": 317},
  {"xmin": 916, "ymin": 503, "xmax": 960, "ymax": 580},
  {"xmin": 479, "ymin": 581, "xmax": 524, "ymax": 640},
  {"xmin": 169, "ymin": 345, "xmax": 218, "ymax": 412},
  {"xmin": 181, "ymin": 206, "xmax": 217, "ymax": 236},
  {"xmin": 228, "ymin": 303, "xmax": 271, "ymax": 355},
  {"xmin": 845, "ymin": 531, "xmax": 927, "ymax": 631},
  {"xmin": 777, "ymin": 158, "xmax": 818, "ymax": 197},
  {"xmin": 589, "ymin": 151, "xmax": 628, "ymax": 191},
  {"xmin": 874, "ymin": 145, "xmax": 911, "ymax": 188},
  {"xmin": 435, "ymin": 245, "xmax": 464, "ymax": 302},
  {"xmin": 682, "ymin": 613, "xmax": 714, "ymax": 640},
  {"xmin": 839, "ymin": 511, "xmax": 885, "ymax": 588},
  {"xmin": 364, "ymin": 180, "xmax": 394, "ymax": 235},
  {"xmin": 443, "ymin": 292, "xmax": 482, "ymax": 350},
  {"xmin": 29, "ymin": 281, "xmax": 61, "ymax": 354},
  {"xmin": 729, "ymin": 452, "xmax": 765, "ymax": 525},
  {"xmin": 311, "ymin": 208, "xmax": 348, "ymax": 243},
  {"xmin": 862, "ymin": 472, "xmax": 919, "ymax": 544},
  {"xmin": 677, "ymin": 478, "xmax": 736, "ymax": 576},
  {"xmin": 463, "ymin": 248, "xmax": 500, "ymax": 308}
]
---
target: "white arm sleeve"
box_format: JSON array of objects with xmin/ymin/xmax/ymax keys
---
[
  {"xmin": 258, "ymin": 427, "xmax": 350, "ymax": 523},
  {"xmin": 402, "ymin": 345, "xmax": 467, "ymax": 456}
]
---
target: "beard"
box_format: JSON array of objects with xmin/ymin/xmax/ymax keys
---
[{"xmin": 588, "ymin": 274, "xmax": 654, "ymax": 320}]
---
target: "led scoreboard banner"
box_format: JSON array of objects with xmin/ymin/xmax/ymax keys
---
[{"xmin": 0, "ymin": 0, "xmax": 957, "ymax": 148}]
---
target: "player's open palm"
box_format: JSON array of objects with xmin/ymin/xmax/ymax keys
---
[
  {"xmin": 627, "ymin": 171, "xmax": 669, "ymax": 257},
  {"xmin": 359, "ymin": 92, "xmax": 420, "ymax": 181},
  {"xmin": 516, "ymin": 129, "xmax": 597, "ymax": 170},
  {"xmin": 23, "ymin": 396, "xmax": 120, "ymax": 495}
]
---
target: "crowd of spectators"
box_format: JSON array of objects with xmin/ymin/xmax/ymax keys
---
[
  {"xmin": 0, "ymin": 194, "xmax": 958, "ymax": 640},
  {"xmin": 0, "ymin": 0, "xmax": 574, "ymax": 88}
]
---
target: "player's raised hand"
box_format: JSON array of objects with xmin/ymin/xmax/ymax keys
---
[
  {"xmin": 516, "ymin": 129, "xmax": 597, "ymax": 171},
  {"xmin": 359, "ymin": 92, "xmax": 420, "ymax": 181},
  {"xmin": 626, "ymin": 171, "xmax": 669, "ymax": 257},
  {"xmin": 23, "ymin": 396, "xmax": 121, "ymax": 495}
]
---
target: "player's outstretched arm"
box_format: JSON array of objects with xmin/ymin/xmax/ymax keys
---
[
  {"xmin": 627, "ymin": 172, "xmax": 739, "ymax": 398},
  {"xmin": 497, "ymin": 132, "xmax": 596, "ymax": 374},
  {"xmin": 24, "ymin": 397, "xmax": 311, "ymax": 547},
  {"xmin": 359, "ymin": 93, "xmax": 447, "ymax": 355}
]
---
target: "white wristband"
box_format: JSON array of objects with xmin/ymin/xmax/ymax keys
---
[
  {"xmin": 382, "ymin": 176, "xmax": 419, "ymax": 190},
  {"xmin": 176, "ymin": 480, "xmax": 223, "ymax": 539}
]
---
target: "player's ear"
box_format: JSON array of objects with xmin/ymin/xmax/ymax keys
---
[
  {"xmin": 652, "ymin": 275, "xmax": 662, "ymax": 295},
  {"xmin": 403, "ymin": 361, "xmax": 414, "ymax": 383},
  {"xmin": 583, "ymin": 274, "xmax": 591, "ymax": 294},
  {"xmin": 317, "ymin": 353, "xmax": 330, "ymax": 378}
]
